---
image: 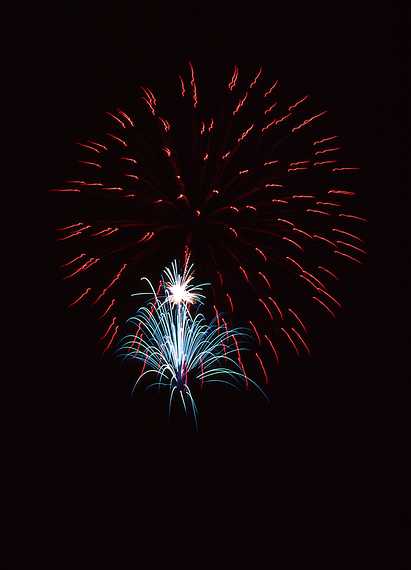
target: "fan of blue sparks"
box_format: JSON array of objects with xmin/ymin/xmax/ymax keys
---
[{"xmin": 118, "ymin": 257, "xmax": 266, "ymax": 427}]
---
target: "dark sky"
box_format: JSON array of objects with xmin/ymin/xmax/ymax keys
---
[{"xmin": 11, "ymin": 2, "xmax": 409, "ymax": 563}]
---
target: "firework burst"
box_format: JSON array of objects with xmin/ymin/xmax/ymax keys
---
[
  {"xmin": 119, "ymin": 259, "xmax": 264, "ymax": 427},
  {"xmin": 53, "ymin": 62, "xmax": 366, "ymax": 385}
]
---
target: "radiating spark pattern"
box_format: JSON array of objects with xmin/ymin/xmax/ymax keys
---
[
  {"xmin": 53, "ymin": 63, "xmax": 366, "ymax": 385},
  {"xmin": 118, "ymin": 260, "xmax": 264, "ymax": 426}
]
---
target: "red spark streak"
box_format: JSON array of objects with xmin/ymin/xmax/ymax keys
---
[
  {"xmin": 70, "ymin": 181, "xmax": 103, "ymax": 187},
  {"xmin": 233, "ymin": 93, "xmax": 248, "ymax": 116},
  {"xmin": 293, "ymin": 228, "xmax": 312, "ymax": 239},
  {"xmin": 239, "ymin": 266, "xmax": 250, "ymax": 283},
  {"xmin": 292, "ymin": 194, "xmax": 314, "ymax": 200},
  {"xmin": 332, "ymin": 167, "xmax": 360, "ymax": 172},
  {"xmin": 318, "ymin": 288, "xmax": 342, "ymax": 308},
  {"xmin": 87, "ymin": 141, "xmax": 107, "ymax": 151},
  {"xmin": 255, "ymin": 247, "xmax": 267, "ymax": 262},
  {"xmin": 302, "ymin": 270, "xmax": 326, "ymax": 290},
  {"xmin": 331, "ymin": 228, "xmax": 364, "ymax": 243},
  {"xmin": 262, "ymin": 112, "xmax": 292, "ymax": 132},
  {"xmin": 69, "ymin": 288, "xmax": 91, "ymax": 308},
  {"xmin": 94, "ymin": 264, "xmax": 127, "ymax": 304},
  {"xmin": 228, "ymin": 65, "xmax": 239, "ymax": 91},
  {"xmin": 179, "ymin": 75, "xmax": 185, "ymax": 97},
  {"xmin": 281, "ymin": 327, "xmax": 300, "ymax": 356},
  {"xmin": 328, "ymin": 189, "xmax": 356, "ymax": 196},
  {"xmin": 277, "ymin": 218, "xmax": 294, "ymax": 226},
  {"xmin": 300, "ymin": 273, "xmax": 320, "ymax": 291},
  {"xmin": 313, "ymin": 234, "xmax": 336, "ymax": 248},
  {"xmin": 258, "ymin": 298, "xmax": 274, "ymax": 320},
  {"xmin": 159, "ymin": 117, "xmax": 171, "ymax": 132},
  {"xmin": 313, "ymin": 160, "xmax": 337, "ymax": 166},
  {"xmin": 316, "ymin": 201, "xmax": 341, "ymax": 207},
  {"xmin": 288, "ymin": 95, "xmax": 309, "ymax": 111},
  {"xmin": 314, "ymin": 147, "xmax": 341, "ymax": 155},
  {"xmin": 334, "ymin": 250, "xmax": 363, "ymax": 264},
  {"xmin": 100, "ymin": 316, "xmax": 117, "ymax": 340},
  {"xmin": 285, "ymin": 256, "xmax": 305, "ymax": 272},
  {"xmin": 249, "ymin": 320, "xmax": 261, "ymax": 344},
  {"xmin": 237, "ymin": 123, "xmax": 255, "ymax": 143},
  {"xmin": 137, "ymin": 232, "xmax": 155, "ymax": 244},
  {"xmin": 213, "ymin": 305, "xmax": 220, "ymax": 330},
  {"xmin": 268, "ymin": 297, "xmax": 284, "ymax": 320},
  {"xmin": 336, "ymin": 240, "xmax": 367, "ymax": 255},
  {"xmin": 255, "ymin": 352, "xmax": 269, "ymax": 384},
  {"xmin": 227, "ymin": 226, "xmax": 238, "ymax": 238},
  {"xmin": 49, "ymin": 189, "xmax": 81, "ymax": 193},
  {"xmin": 120, "ymin": 157, "xmax": 138, "ymax": 164},
  {"xmin": 318, "ymin": 266, "xmax": 339, "ymax": 280},
  {"xmin": 258, "ymin": 271, "xmax": 271, "ymax": 289},
  {"xmin": 291, "ymin": 327, "xmax": 311, "ymax": 355},
  {"xmin": 292, "ymin": 111, "xmax": 327, "ymax": 133},
  {"xmin": 141, "ymin": 87, "xmax": 157, "ymax": 115},
  {"xmin": 282, "ymin": 236, "xmax": 303, "ymax": 251},
  {"xmin": 313, "ymin": 135, "xmax": 338, "ymax": 145},
  {"xmin": 64, "ymin": 257, "xmax": 100, "ymax": 279},
  {"xmin": 58, "ymin": 225, "xmax": 91, "ymax": 241},
  {"xmin": 249, "ymin": 66, "xmax": 262, "ymax": 88},
  {"xmin": 57, "ymin": 222, "xmax": 84, "ymax": 231},
  {"xmin": 99, "ymin": 298, "xmax": 116, "ymax": 319},
  {"xmin": 103, "ymin": 325, "xmax": 119, "ymax": 354},
  {"xmin": 264, "ymin": 80, "xmax": 279, "ymax": 98},
  {"xmin": 77, "ymin": 143, "xmax": 101, "ymax": 153},
  {"xmin": 288, "ymin": 308, "xmax": 307, "ymax": 333},
  {"xmin": 226, "ymin": 293, "xmax": 234, "ymax": 312},
  {"xmin": 338, "ymin": 214, "xmax": 367, "ymax": 222},
  {"xmin": 306, "ymin": 209, "xmax": 331, "ymax": 216},
  {"xmin": 92, "ymin": 227, "xmax": 116, "ymax": 237},
  {"xmin": 264, "ymin": 335, "xmax": 279, "ymax": 365},
  {"xmin": 312, "ymin": 296, "xmax": 336, "ymax": 318},
  {"xmin": 106, "ymin": 112, "xmax": 126, "ymax": 129},
  {"xmin": 117, "ymin": 109, "xmax": 134, "ymax": 127},
  {"xmin": 106, "ymin": 133, "xmax": 127, "ymax": 147},
  {"xmin": 221, "ymin": 318, "xmax": 229, "ymax": 339},
  {"xmin": 188, "ymin": 62, "xmax": 198, "ymax": 108},
  {"xmin": 264, "ymin": 102, "xmax": 278, "ymax": 115},
  {"xmin": 61, "ymin": 253, "xmax": 86, "ymax": 268},
  {"xmin": 232, "ymin": 334, "xmax": 248, "ymax": 388},
  {"xmin": 79, "ymin": 161, "xmax": 101, "ymax": 168}
]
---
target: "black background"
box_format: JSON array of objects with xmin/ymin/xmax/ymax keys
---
[{"xmin": 9, "ymin": 2, "xmax": 409, "ymax": 566}]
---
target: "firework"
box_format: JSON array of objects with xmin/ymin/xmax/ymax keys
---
[
  {"xmin": 53, "ymin": 62, "xmax": 366, "ymax": 380},
  {"xmin": 119, "ymin": 260, "xmax": 264, "ymax": 427}
]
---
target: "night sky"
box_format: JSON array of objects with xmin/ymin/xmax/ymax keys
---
[{"xmin": 11, "ymin": 2, "xmax": 408, "ymax": 565}]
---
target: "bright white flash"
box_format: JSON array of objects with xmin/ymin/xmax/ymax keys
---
[
  {"xmin": 168, "ymin": 281, "xmax": 195, "ymax": 305},
  {"xmin": 164, "ymin": 258, "xmax": 205, "ymax": 306}
]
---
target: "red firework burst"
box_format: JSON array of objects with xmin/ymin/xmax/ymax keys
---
[{"xmin": 52, "ymin": 62, "xmax": 366, "ymax": 377}]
